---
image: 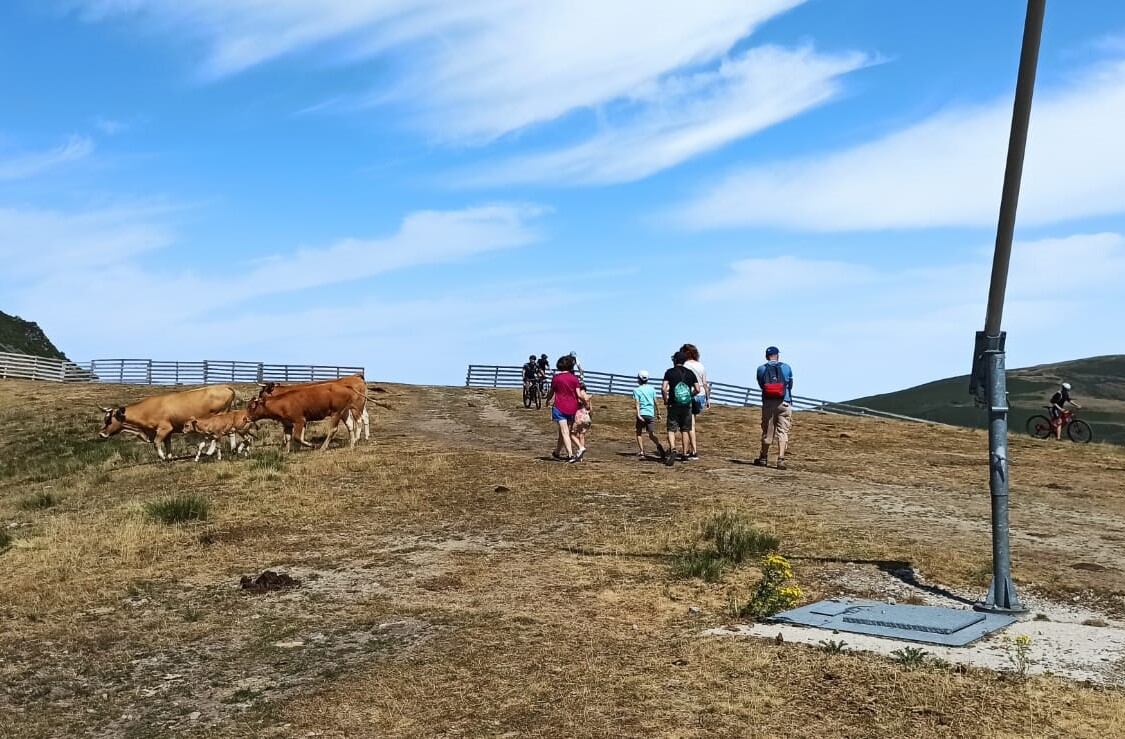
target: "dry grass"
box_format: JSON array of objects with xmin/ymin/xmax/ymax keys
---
[{"xmin": 1, "ymin": 379, "xmax": 1124, "ymax": 738}]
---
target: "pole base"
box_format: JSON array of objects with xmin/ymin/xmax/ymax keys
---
[{"xmin": 974, "ymin": 575, "xmax": 1028, "ymax": 615}]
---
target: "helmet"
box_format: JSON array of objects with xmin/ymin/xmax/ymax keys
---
[
  {"xmin": 569, "ymin": 351, "xmax": 577, "ymax": 357},
  {"xmin": 1061, "ymin": 382, "xmax": 1072, "ymax": 391},
  {"xmin": 766, "ymin": 346, "xmax": 780, "ymax": 357},
  {"xmin": 540, "ymin": 353, "xmax": 548, "ymax": 359},
  {"xmin": 529, "ymin": 355, "xmax": 536, "ymax": 361}
]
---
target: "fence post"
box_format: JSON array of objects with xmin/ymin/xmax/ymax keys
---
[
  {"xmin": 58, "ymin": 360, "xmax": 65, "ymax": 382},
  {"xmin": 203, "ymin": 360, "xmax": 210, "ymax": 385},
  {"xmin": 118, "ymin": 359, "xmax": 124, "ymax": 384},
  {"xmin": 492, "ymin": 366, "xmax": 499, "ymax": 388},
  {"xmin": 256, "ymin": 363, "xmax": 264, "ymax": 383},
  {"xmin": 465, "ymin": 366, "xmax": 472, "ymax": 387},
  {"xmin": 608, "ymin": 374, "xmax": 615, "ymax": 395}
]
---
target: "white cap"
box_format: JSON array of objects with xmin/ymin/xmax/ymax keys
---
[
  {"xmin": 638, "ymin": 369, "xmax": 649, "ymax": 380},
  {"xmin": 1062, "ymin": 382, "xmax": 1072, "ymax": 390}
]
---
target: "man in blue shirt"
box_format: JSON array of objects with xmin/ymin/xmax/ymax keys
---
[
  {"xmin": 632, "ymin": 370, "xmax": 666, "ymax": 460},
  {"xmin": 753, "ymin": 346, "xmax": 794, "ymax": 470}
]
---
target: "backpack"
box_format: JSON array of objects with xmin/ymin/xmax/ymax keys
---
[
  {"xmin": 762, "ymin": 363, "xmax": 786, "ymax": 400},
  {"xmin": 673, "ymin": 378, "xmax": 693, "ymax": 405}
]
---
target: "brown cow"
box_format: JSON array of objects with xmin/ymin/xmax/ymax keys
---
[
  {"xmin": 98, "ymin": 385, "xmax": 237, "ymax": 460},
  {"xmin": 246, "ymin": 381, "xmax": 364, "ymax": 452},
  {"xmin": 183, "ymin": 410, "xmax": 259, "ymax": 461},
  {"xmin": 256, "ymin": 374, "xmax": 369, "ymax": 444}
]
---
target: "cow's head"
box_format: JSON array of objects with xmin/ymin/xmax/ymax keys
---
[
  {"xmin": 182, "ymin": 417, "xmax": 199, "ymax": 433},
  {"xmin": 98, "ymin": 406, "xmax": 128, "ymax": 438},
  {"xmin": 256, "ymin": 382, "xmax": 279, "ymax": 399},
  {"xmin": 246, "ymin": 398, "xmax": 265, "ymax": 420}
]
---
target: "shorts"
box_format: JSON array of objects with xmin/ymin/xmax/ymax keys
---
[
  {"xmin": 666, "ymin": 404, "xmax": 693, "ymax": 433},
  {"xmin": 552, "ymin": 407, "xmax": 575, "ymax": 423},
  {"xmin": 692, "ymin": 395, "xmax": 709, "ymax": 415},
  {"xmin": 761, "ymin": 399, "xmax": 792, "ymax": 446},
  {"xmin": 635, "ymin": 415, "xmax": 656, "ymax": 434}
]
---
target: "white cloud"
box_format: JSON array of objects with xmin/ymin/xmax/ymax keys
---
[
  {"xmin": 2, "ymin": 202, "xmax": 543, "ymax": 358},
  {"xmin": 690, "ymin": 234, "xmax": 1125, "ymax": 399},
  {"xmin": 675, "ymin": 59, "xmax": 1125, "ymax": 231},
  {"xmin": 66, "ymin": 1, "xmax": 814, "ymax": 144},
  {"xmin": 464, "ymin": 45, "xmax": 873, "ymax": 186},
  {"xmin": 0, "ymin": 204, "xmax": 172, "ymax": 278},
  {"xmin": 0, "ymin": 135, "xmax": 93, "ymax": 180}
]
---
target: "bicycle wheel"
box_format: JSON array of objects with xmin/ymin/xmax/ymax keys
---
[
  {"xmin": 1025, "ymin": 415, "xmax": 1052, "ymax": 439},
  {"xmin": 534, "ymin": 384, "xmax": 542, "ymax": 410},
  {"xmin": 523, "ymin": 385, "xmax": 532, "ymax": 409},
  {"xmin": 1067, "ymin": 419, "xmax": 1093, "ymax": 444}
]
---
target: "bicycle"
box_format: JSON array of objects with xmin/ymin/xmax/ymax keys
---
[
  {"xmin": 1026, "ymin": 408, "xmax": 1092, "ymax": 443},
  {"xmin": 522, "ymin": 378, "xmax": 542, "ymax": 410}
]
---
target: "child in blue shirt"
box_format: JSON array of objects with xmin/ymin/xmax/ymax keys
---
[{"xmin": 633, "ymin": 370, "xmax": 666, "ymax": 460}]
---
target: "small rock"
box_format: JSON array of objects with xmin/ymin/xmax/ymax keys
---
[
  {"xmin": 494, "ymin": 485, "xmax": 510, "ymax": 493},
  {"xmin": 273, "ymin": 640, "xmax": 305, "ymax": 649},
  {"xmin": 887, "ymin": 598, "xmax": 897, "ymax": 605},
  {"xmin": 1082, "ymin": 618, "xmax": 1109, "ymax": 628},
  {"xmin": 688, "ymin": 606, "xmax": 702, "ymax": 615},
  {"xmin": 189, "ymin": 711, "xmax": 201, "ymax": 721}
]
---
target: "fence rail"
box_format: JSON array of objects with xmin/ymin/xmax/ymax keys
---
[
  {"xmin": 0, "ymin": 352, "xmax": 363, "ymax": 386},
  {"xmin": 465, "ymin": 364, "xmax": 941, "ymax": 425}
]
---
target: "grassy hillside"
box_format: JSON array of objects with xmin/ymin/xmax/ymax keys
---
[
  {"xmin": 850, "ymin": 355, "xmax": 1125, "ymax": 445},
  {"xmin": 2, "ymin": 380, "xmax": 1124, "ymax": 737},
  {"xmin": 0, "ymin": 310, "xmax": 68, "ymax": 359}
]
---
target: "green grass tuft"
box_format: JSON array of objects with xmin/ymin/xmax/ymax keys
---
[
  {"xmin": 671, "ymin": 549, "xmax": 726, "ymax": 582},
  {"xmin": 19, "ymin": 491, "xmax": 61, "ymax": 510},
  {"xmin": 703, "ymin": 512, "xmax": 780, "ymax": 563},
  {"xmin": 144, "ymin": 494, "xmax": 210, "ymax": 524}
]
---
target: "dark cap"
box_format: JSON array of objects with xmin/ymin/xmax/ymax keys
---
[
  {"xmin": 672, "ymin": 351, "xmax": 686, "ymax": 365},
  {"xmin": 766, "ymin": 346, "xmax": 780, "ymax": 357}
]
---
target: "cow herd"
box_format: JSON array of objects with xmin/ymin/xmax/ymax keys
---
[{"xmin": 97, "ymin": 374, "xmax": 371, "ymax": 460}]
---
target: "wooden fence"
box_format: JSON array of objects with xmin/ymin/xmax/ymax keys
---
[
  {"xmin": 0, "ymin": 351, "xmax": 363, "ymax": 386},
  {"xmin": 464, "ymin": 364, "xmax": 941, "ymax": 425}
]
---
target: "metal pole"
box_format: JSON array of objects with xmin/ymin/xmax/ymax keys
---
[{"xmin": 976, "ymin": 0, "xmax": 1045, "ymax": 615}]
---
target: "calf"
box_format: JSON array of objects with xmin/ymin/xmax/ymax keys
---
[{"xmin": 183, "ymin": 410, "xmax": 258, "ymax": 461}]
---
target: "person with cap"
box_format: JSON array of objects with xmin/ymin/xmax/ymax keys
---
[
  {"xmin": 753, "ymin": 346, "xmax": 794, "ymax": 470},
  {"xmin": 662, "ymin": 351, "xmax": 702, "ymax": 467},
  {"xmin": 632, "ymin": 370, "xmax": 666, "ymax": 460},
  {"xmin": 1049, "ymin": 381, "xmax": 1081, "ymax": 441},
  {"xmin": 568, "ymin": 351, "xmax": 585, "ymax": 381}
]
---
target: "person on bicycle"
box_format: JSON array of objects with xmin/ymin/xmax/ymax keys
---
[
  {"xmin": 1049, "ymin": 382, "xmax": 1081, "ymax": 441},
  {"xmin": 536, "ymin": 353, "xmax": 550, "ymax": 377},
  {"xmin": 522, "ymin": 355, "xmax": 540, "ymax": 395}
]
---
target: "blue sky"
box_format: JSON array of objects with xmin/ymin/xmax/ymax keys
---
[{"xmin": 2, "ymin": 1, "xmax": 1125, "ymax": 400}]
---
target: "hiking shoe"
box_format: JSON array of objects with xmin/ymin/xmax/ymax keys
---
[
  {"xmin": 776, "ymin": 458, "xmax": 787, "ymax": 470},
  {"xmin": 656, "ymin": 444, "xmax": 666, "ymax": 459},
  {"xmin": 751, "ymin": 458, "xmax": 769, "ymax": 467},
  {"xmin": 576, "ymin": 447, "xmax": 587, "ymax": 461},
  {"xmin": 687, "ymin": 452, "xmax": 699, "ymax": 461},
  {"xmin": 664, "ymin": 450, "xmax": 676, "ymax": 467},
  {"xmin": 552, "ymin": 451, "xmax": 565, "ymax": 461},
  {"xmin": 636, "ymin": 452, "xmax": 647, "ymax": 460},
  {"xmin": 568, "ymin": 455, "xmax": 580, "ymax": 464}
]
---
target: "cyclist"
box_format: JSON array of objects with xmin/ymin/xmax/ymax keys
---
[
  {"xmin": 1049, "ymin": 382, "xmax": 1081, "ymax": 441},
  {"xmin": 536, "ymin": 353, "xmax": 550, "ymax": 377},
  {"xmin": 522, "ymin": 355, "xmax": 540, "ymax": 397}
]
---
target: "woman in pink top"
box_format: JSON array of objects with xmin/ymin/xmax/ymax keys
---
[{"xmin": 546, "ymin": 355, "xmax": 583, "ymax": 463}]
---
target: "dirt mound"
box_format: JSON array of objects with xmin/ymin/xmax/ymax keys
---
[{"xmin": 239, "ymin": 570, "xmax": 300, "ymax": 592}]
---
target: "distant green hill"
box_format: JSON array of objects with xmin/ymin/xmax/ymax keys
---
[
  {"xmin": 0, "ymin": 311, "xmax": 68, "ymax": 360},
  {"xmin": 849, "ymin": 355, "xmax": 1125, "ymax": 445}
]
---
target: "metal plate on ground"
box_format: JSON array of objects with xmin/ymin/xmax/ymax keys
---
[{"xmin": 771, "ymin": 598, "xmax": 1016, "ymax": 646}]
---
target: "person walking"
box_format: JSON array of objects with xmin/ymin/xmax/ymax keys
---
[
  {"xmin": 545, "ymin": 354, "xmax": 583, "ymax": 463},
  {"xmin": 568, "ymin": 351, "xmax": 585, "ymax": 381},
  {"xmin": 680, "ymin": 343, "xmax": 710, "ymax": 460},
  {"xmin": 632, "ymin": 370, "xmax": 666, "ymax": 460},
  {"xmin": 662, "ymin": 352, "xmax": 701, "ymax": 467},
  {"xmin": 753, "ymin": 346, "xmax": 794, "ymax": 470},
  {"xmin": 572, "ymin": 382, "xmax": 592, "ymax": 457}
]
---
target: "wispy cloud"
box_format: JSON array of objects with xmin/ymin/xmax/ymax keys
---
[
  {"xmin": 0, "ymin": 135, "xmax": 93, "ymax": 180},
  {"xmin": 66, "ymin": 1, "xmax": 813, "ymax": 145},
  {"xmin": 2, "ymin": 202, "xmax": 544, "ymax": 357},
  {"xmin": 463, "ymin": 45, "xmax": 873, "ymax": 186},
  {"xmin": 674, "ymin": 58, "xmax": 1125, "ymax": 231},
  {"xmin": 691, "ymin": 233, "xmax": 1125, "ymax": 398}
]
